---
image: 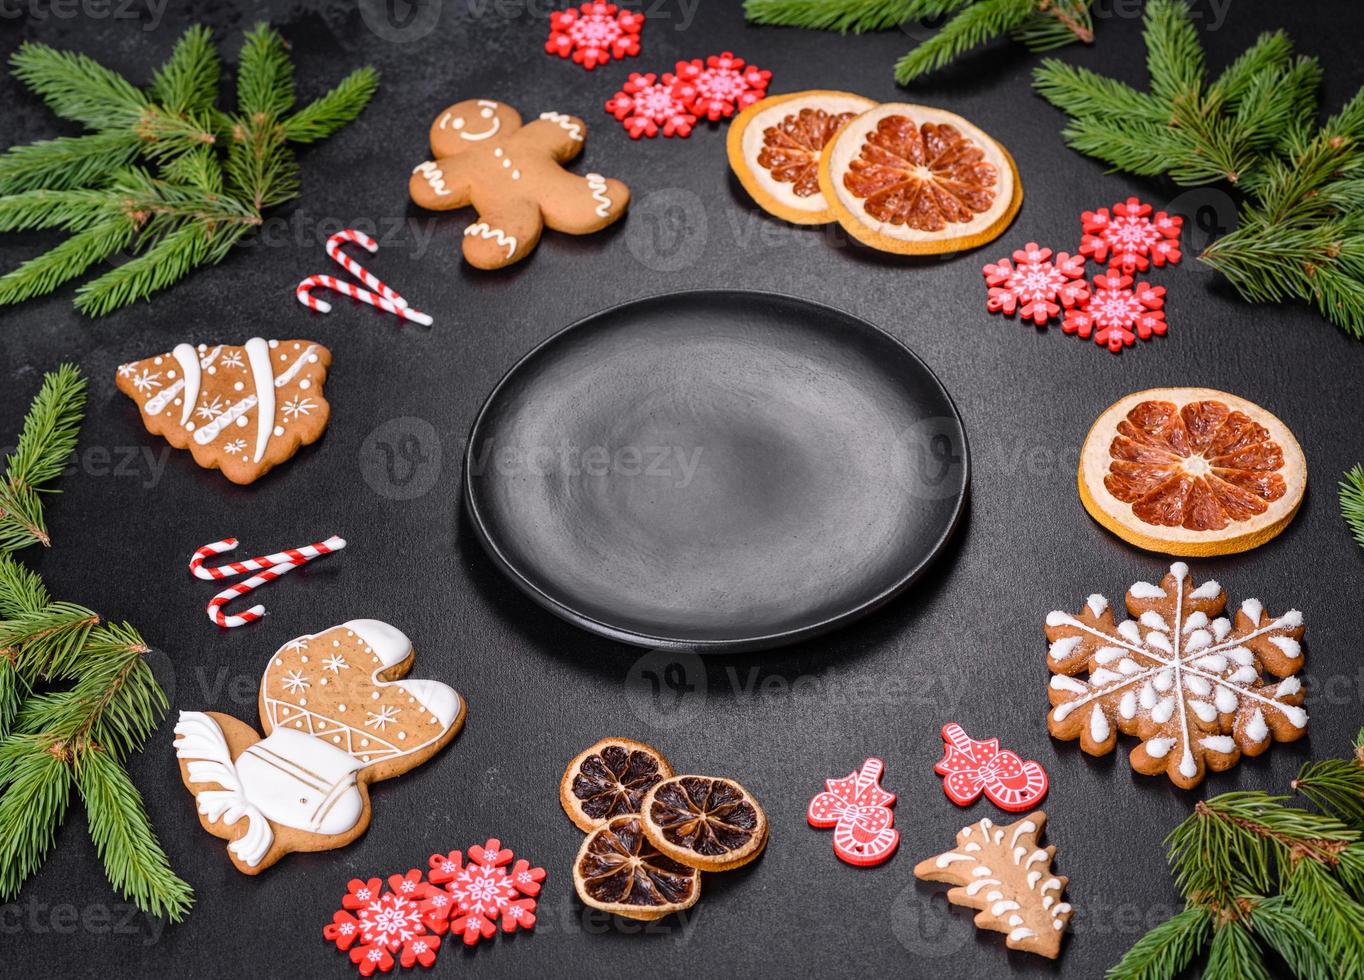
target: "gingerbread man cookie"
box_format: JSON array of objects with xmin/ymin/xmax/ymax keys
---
[
  {"xmin": 173, "ymin": 620, "xmax": 465, "ymax": 874},
  {"xmin": 408, "ymin": 99, "xmax": 629, "ymax": 269}
]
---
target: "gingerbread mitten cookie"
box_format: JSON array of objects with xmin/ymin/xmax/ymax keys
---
[
  {"xmin": 117, "ymin": 339, "xmax": 330, "ymax": 485},
  {"xmin": 173, "ymin": 620, "xmax": 465, "ymax": 874},
  {"xmin": 408, "ymin": 99, "xmax": 629, "ymax": 269}
]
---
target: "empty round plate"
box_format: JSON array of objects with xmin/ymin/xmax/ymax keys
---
[{"xmin": 464, "ymin": 290, "xmax": 969, "ymax": 651}]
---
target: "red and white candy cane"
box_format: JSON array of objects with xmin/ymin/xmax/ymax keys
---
[
  {"xmin": 325, "ymin": 229, "xmax": 408, "ymax": 310},
  {"xmin": 191, "ymin": 535, "xmax": 346, "ymax": 629},
  {"xmin": 296, "ymin": 274, "xmax": 434, "ymax": 327}
]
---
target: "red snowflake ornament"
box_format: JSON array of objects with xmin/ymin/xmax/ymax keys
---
[
  {"xmin": 807, "ymin": 757, "xmax": 900, "ymax": 867},
  {"xmin": 1080, "ymin": 197, "xmax": 1182, "ymax": 274},
  {"xmin": 420, "ymin": 840, "xmax": 546, "ymax": 947},
  {"xmin": 673, "ymin": 52, "xmax": 772, "ymax": 121},
  {"xmin": 605, "ymin": 72, "xmax": 697, "ymax": 139},
  {"xmin": 325, "ymin": 871, "xmax": 443, "ymax": 976},
  {"xmin": 982, "ymin": 242, "xmax": 1089, "ymax": 326},
  {"xmin": 546, "ymin": 2, "xmax": 644, "ymax": 71},
  {"xmin": 1063, "ymin": 266, "xmax": 1167, "ymax": 352},
  {"xmin": 933, "ymin": 723, "xmax": 1049, "ymax": 812}
]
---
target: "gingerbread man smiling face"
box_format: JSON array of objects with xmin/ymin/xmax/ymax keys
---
[{"xmin": 409, "ymin": 98, "xmax": 630, "ymax": 269}]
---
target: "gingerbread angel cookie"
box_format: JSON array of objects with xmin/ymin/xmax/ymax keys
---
[
  {"xmin": 408, "ymin": 99, "xmax": 629, "ymax": 269},
  {"xmin": 117, "ymin": 339, "xmax": 331, "ymax": 485},
  {"xmin": 173, "ymin": 620, "xmax": 465, "ymax": 874}
]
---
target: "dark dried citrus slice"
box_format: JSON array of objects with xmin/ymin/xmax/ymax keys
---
[
  {"xmin": 1079, "ymin": 388, "xmax": 1306, "ymax": 556},
  {"xmin": 818, "ymin": 102, "xmax": 1021, "ymax": 254},
  {"xmin": 640, "ymin": 774, "xmax": 768, "ymax": 871},
  {"xmin": 728, "ymin": 90, "xmax": 876, "ymax": 224},
  {"xmin": 573, "ymin": 815, "xmax": 701, "ymax": 921},
  {"xmin": 559, "ymin": 737, "xmax": 673, "ymax": 832}
]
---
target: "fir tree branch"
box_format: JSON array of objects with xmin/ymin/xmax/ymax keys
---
[
  {"xmin": 1203, "ymin": 920, "xmax": 1271, "ymax": 980},
  {"xmin": 0, "ymin": 132, "xmax": 141, "ymax": 196},
  {"xmin": 743, "ymin": 0, "xmax": 972, "ymax": 33},
  {"xmin": 894, "ymin": 0, "xmax": 1037, "ymax": 83},
  {"xmin": 0, "ymin": 216, "xmax": 136, "ymax": 309},
  {"xmin": 282, "ymin": 67, "xmax": 380, "ymax": 144},
  {"xmin": 1341, "ymin": 465, "xmax": 1364, "ymax": 551},
  {"xmin": 0, "ymin": 735, "xmax": 72, "ymax": 901},
  {"xmin": 148, "ymin": 24, "xmax": 219, "ymax": 114},
  {"xmin": 1106, "ymin": 905, "xmax": 1212, "ymax": 980},
  {"xmin": 236, "ymin": 23, "xmax": 295, "ymax": 118},
  {"xmin": 10, "ymin": 42, "xmax": 147, "ymax": 131},
  {"xmin": 0, "ymin": 365, "xmax": 84, "ymax": 551},
  {"xmin": 1247, "ymin": 895, "xmax": 1336, "ymax": 980}
]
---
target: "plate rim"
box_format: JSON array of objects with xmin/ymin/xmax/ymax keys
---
[{"xmin": 463, "ymin": 288, "xmax": 971, "ymax": 653}]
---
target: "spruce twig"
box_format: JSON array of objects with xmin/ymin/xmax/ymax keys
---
[
  {"xmin": 0, "ymin": 23, "xmax": 376, "ymax": 316},
  {"xmin": 1342, "ymin": 465, "xmax": 1364, "ymax": 551},
  {"xmin": 0, "ymin": 370, "xmax": 192, "ymax": 921}
]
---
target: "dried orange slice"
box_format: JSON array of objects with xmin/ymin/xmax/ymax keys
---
[
  {"xmin": 728, "ymin": 90, "xmax": 877, "ymax": 224},
  {"xmin": 573, "ymin": 815, "xmax": 701, "ymax": 921},
  {"xmin": 1079, "ymin": 388, "xmax": 1306, "ymax": 557},
  {"xmin": 818, "ymin": 103, "xmax": 1021, "ymax": 254},
  {"xmin": 560, "ymin": 737, "xmax": 673, "ymax": 832},
  {"xmin": 640, "ymin": 775, "xmax": 768, "ymax": 871}
]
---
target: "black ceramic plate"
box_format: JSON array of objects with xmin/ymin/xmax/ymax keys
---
[{"xmin": 464, "ymin": 290, "xmax": 969, "ymax": 651}]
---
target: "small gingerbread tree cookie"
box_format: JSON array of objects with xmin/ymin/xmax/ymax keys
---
[
  {"xmin": 408, "ymin": 99, "xmax": 629, "ymax": 269},
  {"xmin": 914, "ymin": 811, "xmax": 1072, "ymax": 959}
]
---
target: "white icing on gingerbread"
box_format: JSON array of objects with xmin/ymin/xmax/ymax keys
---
[
  {"xmin": 465, "ymin": 222, "xmax": 517, "ymax": 259},
  {"xmin": 586, "ymin": 172, "xmax": 611, "ymax": 217},
  {"xmin": 539, "ymin": 111, "xmax": 584, "ymax": 141},
  {"xmin": 413, "ymin": 161, "xmax": 452, "ymax": 196},
  {"xmin": 244, "ymin": 338, "xmax": 276, "ymax": 464}
]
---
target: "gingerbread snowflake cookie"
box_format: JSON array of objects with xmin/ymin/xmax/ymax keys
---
[
  {"xmin": 408, "ymin": 99, "xmax": 629, "ymax": 269},
  {"xmin": 914, "ymin": 812, "xmax": 1072, "ymax": 959},
  {"xmin": 117, "ymin": 339, "xmax": 330, "ymax": 485},
  {"xmin": 174, "ymin": 620, "xmax": 465, "ymax": 873},
  {"xmin": 1046, "ymin": 562, "xmax": 1307, "ymax": 789}
]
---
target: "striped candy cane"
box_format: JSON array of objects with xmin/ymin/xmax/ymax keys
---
[
  {"xmin": 190, "ymin": 535, "xmax": 347, "ymax": 580},
  {"xmin": 295, "ymin": 274, "xmax": 434, "ymax": 327},
  {"xmin": 191, "ymin": 535, "xmax": 346, "ymax": 629},
  {"xmin": 325, "ymin": 229, "xmax": 408, "ymax": 309}
]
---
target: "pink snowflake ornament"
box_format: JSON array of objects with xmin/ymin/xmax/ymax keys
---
[
  {"xmin": 807, "ymin": 757, "xmax": 900, "ymax": 867},
  {"xmin": 420, "ymin": 840, "xmax": 547, "ymax": 947},
  {"xmin": 325, "ymin": 871, "xmax": 443, "ymax": 976},
  {"xmin": 546, "ymin": 2, "xmax": 644, "ymax": 71},
  {"xmin": 605, "ymin": 72, "xmax": 697, "ymax": 138},
  {"xmin": 1063, "ymin": 266, "xmax": 1167, "ymax": 353},
  {"xmin": 1080, "ymin": 197, "xmax": 1182, "ymax": 274},
  {"xmin": 982, "ymin": 241, "xmax": 1089, "ymax": 326},
  {"xmin": 673, "ymin": 52, "xmax": 772, "ymax": 121}
]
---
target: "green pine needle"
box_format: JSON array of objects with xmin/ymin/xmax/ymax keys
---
[
  {"xmin": 1342, "ymin": 465, "xmax": 1364, "ymax": 550},
  {"xmin": 1106, "ymin": 905, "xmax": 1212, "ymax": 980},
  {"xmin": 0, "ymin": 736, "xmax": 72, "ymax": 901},
  {"xmin": 744, "ymin": 0, "xmax": 971, "ymax": 33},
  {"xmin": 894, "ymin": 0, "xmax": 1036, "ymax": 83},
  {"xmin": 0, "ymin": 23, "xmax": 375, "ymax": 316}
]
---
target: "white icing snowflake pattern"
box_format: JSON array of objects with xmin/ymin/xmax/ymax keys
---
[
  {"xmin": 223, "ymin": 439, "xmax": 247, "ymax": 454},
  {"xmin": 281, "ymin": 669, "xmax": 310, "ymax": 694},
  {"xmin": 219, "ymin": 350, "xmax": 245, "ymax": 369},
  {"xmin": 117, "ymin": 363, "xmax": 135, "ymax": 377},
  {"xmin": 1045, "ymin": 562, "xmax": 1307, "ymax": 789},
  {"xmin": 281, "ymin": 396, "xmax": 317, "ymax": 420},
  {"xmin": 132, "ymin": 369, "xmax": 162, "ymax": 393},
  {"xmin": 195, "ymin": 394, "xmax": 225, "ymax": 420},
  {"xmin": 366, "ymin": 705, "xmax": 400, "ymax": 731},
  {"xmin": 322, "ymin": 653, "xmax": 349, "ymax": 673},
  {"xmin": 282, "ymin": 638, "xmax": 309, "ymax": 653}
]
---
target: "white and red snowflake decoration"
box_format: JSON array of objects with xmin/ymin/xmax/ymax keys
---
[
  {"xmin": 324, "ymin": 872, "xmax": 442, "ymax": 976},
  {"xmin": 982, "ymin": 242, "xmax": 1089, "ymax": 326},
  {"xmin": 1063, "ymin": 265, "xmax": 1167, "ymax": 352},
  {"xmin": 323, "ymin": 844, "xmax": 545, "ymax": 973},
  {"xmin": 672, "ymin": 52, "xmax": 772, "ymax": 121},
  {"xmin": 605, "ymin": 71, "xmax": 697, "ymax": 139},
  {"xmin": 807, "ymin": 757, "xmax": 900, "ymax": 867},
  {"xmin": 420, "ymin": 839, "xmax": 546, "ymax": 947},
  {"xmin": 546, "ymin": 2, "xmax": 644, "ymax": 71},
  {"xmin": 1080, "ymin": 196, "xmax": 1182, "ymax": 274}
]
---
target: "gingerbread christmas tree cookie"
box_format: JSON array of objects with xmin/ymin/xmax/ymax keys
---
[
  {"xmin": 1046, "ymin": 562, "xmax": 1307, "ymax": 789},
  {"xmin": 408, "ymin": 99, "xmax": 629, "ymax": 269},
  {"xmin": 913, "ymin": 811, "xmax": 1072, "ymax": 959},
  {"xmin": 117, "ymin": 339, "xmax": 331, "ymax": 485}
]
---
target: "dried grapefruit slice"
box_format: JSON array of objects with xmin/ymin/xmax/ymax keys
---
[
  {"xmin": 640, "ymin": 775, "xmax": 768, "ymax": 871},
  {"xmin": 818, "ymin": 103, "xmax": 1021, "ymax": 254},
  {"xmin": 560, "ymin": 737, "xmax": 673, "ymax": 832},
  {"xmin": 573, "ymin": 815, "xmax": 701, "ymax": 920},
  {"xmin": 1079, "ymin": 388, "xmax": 1306, "ymax": 556},
  {"xmin": 728, "ymin": 90, "xmax": 877, "ymax": 224}
]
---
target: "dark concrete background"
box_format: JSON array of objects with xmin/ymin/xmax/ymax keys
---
[{"xmin": 1, "ymin": 1, "xmax": 1361, "ymax": 977}]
